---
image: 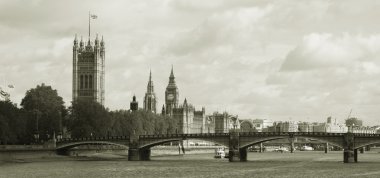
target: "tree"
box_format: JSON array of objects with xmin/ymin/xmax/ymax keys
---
[
  {"xmin": 345, "ymin": 117, "xmax": 363, "ymax": 127},
  {"xmin": 67, "ymin": 99, "xmax": 111, "ymax": 138},
  {"xmin": 0, "ymin": 101, "xmax": 28, "ymax": 144},
  {"xmin": 21, "ymin": 83, "xmax": 66, "ymax": 141}
]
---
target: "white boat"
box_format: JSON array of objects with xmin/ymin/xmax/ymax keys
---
[
  {"xmin": 214, "ymin": 147, "xmax": 226, "ymax": 158},
  {"xmin": 300, "ymin": 145, "xmax": 314, "ymax": 151}
]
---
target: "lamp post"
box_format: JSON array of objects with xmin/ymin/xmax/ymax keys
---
[{"xmin": 34, "ymin": 109, "xmax": 40, "ymax": 143}]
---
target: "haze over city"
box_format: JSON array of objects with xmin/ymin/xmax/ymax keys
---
[{"xmin": 1, "ymin": 0, "xmax": 380, "ymax": 125}]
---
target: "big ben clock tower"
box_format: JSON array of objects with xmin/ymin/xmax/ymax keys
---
[{"xmin": 165, "ymin": 66, "xmax": 179, "ymax": 116}]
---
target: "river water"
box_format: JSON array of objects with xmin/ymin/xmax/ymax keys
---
[{"xmin": 1, "ymin": 150, "xmax": 380, "ymax": 178}]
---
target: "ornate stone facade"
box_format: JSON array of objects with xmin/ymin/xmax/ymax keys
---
[
  {"xmin": 143, "ymin": 71, "xmax": 156, "ymax": 113},
  {"xmin": 173, "ymin": 99, "xmax": 206, "ymax": 134},
  {"xmin": 72, "ymin": 35, "xmax": 105, "ymax": 105},
  {"xmin": 165, "ymin": 66, "xmax": 179, "ymax": 116}
]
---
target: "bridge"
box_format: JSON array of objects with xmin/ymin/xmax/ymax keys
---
[{"xmin": 56, "ymin": 131, "xmax": 380, "ymax": 163}]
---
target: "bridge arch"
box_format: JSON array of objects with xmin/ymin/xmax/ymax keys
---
[
  {"xmin": 139, "ymin": 138, "xmax": 229, "ymax": 149},
  {"xmin": 355, "ymin": 140, "xmax": 380, "ymax": 149},
  {"xmin": 239, "ymin": 136, "xmax": 344, "ymax": 149},
  {"xmin": 56, "ymin": 141, "xmax": 129, "ymax": 151}
]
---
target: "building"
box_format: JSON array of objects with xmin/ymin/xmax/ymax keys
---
[
  {"xmin": 273, "ymin": 121, "xmax": 298, "ymax": 132},
  {"xmin": 312, "ymin": 117, "xmax": 348, "ymax": 133},
  {"xmin": 164, "ymin": 66, "xmax": 179, "ymax": 116},
  {"xmin": 72, "ymin": 34, "xmax": 105, "ymax": 105},
  {"xmin": 213, "ymin": 112, "xmax": 240, "ymax": 133},
  {"xmin": 173, "ymin": 98, "xmax": 206, "ymax": 134},
  {"xmin": 205, "ymin": 116, "xmax": 215, "ymax": 133},
  {"xmin": 298, "ymin": 122, "xmax": 314, "ymax": 132},
  {"xmin": 240, "ymin": 120, "xmax": 254, "ymax": 132},
  {"xmin": 143, "ymin": 71, "xmax": 156, "ymax": 113},
  {"xmin": 252, "ymin": 119, "xmax": 273, "ymax": 132},
  {"xmin": 130, "ymin": 95, "xmax": 138, "ymax": 111}
]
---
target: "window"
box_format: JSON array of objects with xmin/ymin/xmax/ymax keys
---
[
  {"xmin": 89, "ymin": 75, "xmax": 93, "ymax": 89},
  {"xmin": 80, "ymin": 75, "xmax": 84, "ymax": 89},
  {"xmin": 85, "ymin": 75, "xmax": 88, "ymax": 88}
]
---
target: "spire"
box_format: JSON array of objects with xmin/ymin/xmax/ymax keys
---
[
  {"xmin": 184, "ymin": 98, "xmax": 187, "ymax": 105},
  {"xmin": 100, "ymin": 35, "xmax": 104, "ymax": 46},
  {"xmin": 95, "ymin": 34, "xmax": 99, "ymax": 45},
  {"xmin": 79, "ymin": 36, "xmax": 84, "ymax": 47},
  {"xmin": 161, "ymin": 105, "xmax": 166, "ymax": 115},
  {"xmin": 149, "ymin": 69, "xmax": 152, "ymax": 82},
  {"xmin": 170, "ymin": 65, "xmax": 174, "ymax": 79},
  {"xmin": 74, "ymin": 34, "xmax": 78, "ymax": 45},
  {"xmin": 146, "ymin": 70, "xmax": 154, "ymax": 93},
  {"xmin": 133, "ymin": 95, "xmax": 136, "ymax": 102},
  {"xmin": 168, "ymin": 65, "xmax": 176, "ymax": 87}
]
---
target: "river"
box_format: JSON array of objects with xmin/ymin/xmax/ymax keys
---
[{"xmin": 1, "ymin": 150, "xmax": 380, "ymax": 178}]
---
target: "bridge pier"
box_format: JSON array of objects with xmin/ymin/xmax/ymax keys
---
[
  {"xmin": 228, "ymin": 148, "xmax": 247, "ymax": 162},
  {"xmin": 365, "ymin": 145, "xmax": 371, "ymax": 151},
  {"xmin": 325, "ymin": 142, "xmax": 329, "ymax": 154},
  {"xmin": 288, "ymin": 137, "xmax": 295, "ymax": 153},
  {"xmin": 343, "ymin": 133, "xmax": 356, "ymax": 163},
  {"xmin": 343, "ymin": 149, "xmax": 355, "ymax": 163},
  {"xmin": 128, "ymin": 148, "xmax": 151, "ymax": 161},
  {"xmin": 229, "ymin": 131, "xmax": 247, "ymax": 162},
  {"xmin": 359, "ymin": 147, "xmax": 364, "ymax": 154},
  {"xmin": 259, "ymin": 142, "xmax": 263, "ymax": 153},
  {"xmin": 354, "ymin": 149, "xmax": 358, "ymax": 162}
]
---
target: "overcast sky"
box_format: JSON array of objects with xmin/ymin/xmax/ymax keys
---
[{"xmin": 1, "ymin": 0, "xmax": 380, "ymax": 125}]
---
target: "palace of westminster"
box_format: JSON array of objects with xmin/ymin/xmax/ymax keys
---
[
  {"xmin": 72, "ymin": 33, "xmax": 238, "ymax": 135},
  {"xmin": 71, "ymin": 32, "xmax": 379, "ymax": 136}
]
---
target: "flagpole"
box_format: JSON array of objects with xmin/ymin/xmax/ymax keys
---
[{"xmin": 88, "ymin": 11, "xmax": 91, "ymax": 39}]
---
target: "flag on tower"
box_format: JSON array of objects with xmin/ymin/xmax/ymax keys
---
[
  {"xmin": 8, "ymin": 84, "xmax": 14, "ymax": 88},
  {"xmin": 91, "ymin": 14, "xmax": 98, "ymax": 19}
]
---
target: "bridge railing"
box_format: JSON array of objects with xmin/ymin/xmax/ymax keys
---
[
  {"xmin": 57, "ymin": 135, "xmax": 130, "ymax": 143},
  {"xmin": 57, "ymin": 132, "xmax": 380, "ymax": 143},
  {"xmin": 139, "ymin": 133, "xmax": 230, "ymax": 139}
]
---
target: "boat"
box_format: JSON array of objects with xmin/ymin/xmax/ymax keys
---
[
  {"xmin": 300, "ymin": 145, "xmax": 314, "ymax": 151},
  {"xmin": 214, "ymin": 147, "xmax": 226, "ymax": 158}
]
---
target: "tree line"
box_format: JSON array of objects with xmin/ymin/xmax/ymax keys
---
[{"xmin": 0, "ymin": 83, "xmax": 177, "ymax": 145}]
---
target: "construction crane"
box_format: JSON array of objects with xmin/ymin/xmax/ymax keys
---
[{"xmin": 347, "ymin": 109, "xmax": 353, "ymax": 119}]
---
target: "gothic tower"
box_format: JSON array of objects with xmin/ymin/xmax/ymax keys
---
[
  {"xmin": 143, "ymin": 70, "xmax": 157, "ymax": 113},
  {"xmin": 72, "ymin": 34, "xmax": 105, "ymax": 105},
  {"xmin": 165, "ymin": 66, "xmax": 179, "ymax": 116}
]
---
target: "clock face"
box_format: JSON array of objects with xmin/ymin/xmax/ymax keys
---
[{"xmin": 167, "ymin": 94, "xmax": 174, "ymax": 100}]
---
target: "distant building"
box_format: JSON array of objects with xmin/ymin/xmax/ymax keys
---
[
  {"xmin": 164, "ymin": 66, "xmax": 179, "ymax": 116},
  {"xmin": 298, "ymin": 122, "xmax": 312, "ymax": 132},
  {"xmin": 130, "ymin": 95, "xmax": 138, "ymax": 111},
  {"xmin": 352, "ymin": 126, "xmax": 376, "ymax": 134},
  {"xmin": 252, "ymin": 119, "xmax": 273, "ymax": 132},
  {"xmin": 273, "ymin": 121, "xmax": 298, "ymax": 132},
  {"xmin": 173, "ymin": 98, "xmax": 206, "ymax": 134},
  {"xmin": 212, "ymin": 112, "xmax": 240, "ymax": 133},
  {"xmin": 72, "ymin": 34, "xmax": 105, "ymax": 105},
  {"xmin": 240, "ymin": 120, "xmax": 254, "ymax": 132},
  {"xmin": 205, "ymin": 116, "xmax": 215, "ymax": 133},
  {"xmin": 143, "ymin": 71, "xmax": 156, "ymax": 113}
]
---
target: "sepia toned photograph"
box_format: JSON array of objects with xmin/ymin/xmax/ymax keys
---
[{"xmin": 1, "ymin": 0, "xmax": 380, "ymax": 177}]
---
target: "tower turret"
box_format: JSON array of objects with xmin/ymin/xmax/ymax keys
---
[
  {"xmin": 73, "ymin": 34, "xmax": 78, "ymax": 47},
  {"xmin": 144, "ymin": 70, "xmax": 157, "ymax": 113},
  {"xmin": 79, "ymin": 36, "xmax": 84, "ymax": 50},
  {"xmin": 95, "ymin": 34, "xmax": 99, "ymax": 46},
  {"xmin": 165, "ymin": 65, "xmax": 179, "ymax": 116},
  {"xmin": 73, "ymin": 35, "xmax": 105, "ymax": 105}
]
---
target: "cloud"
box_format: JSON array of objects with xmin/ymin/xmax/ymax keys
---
[
  {"xmin": 2, "ymin": 0, "xmax": 380, "ymax": 125},
  {"xmin": 281, "ymin": 33, "xmax": 380, "ymax": 71}
]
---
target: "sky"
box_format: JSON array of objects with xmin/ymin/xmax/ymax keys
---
[{"xmin": 1, "ymin": 0, "xmax": 380, "ymax": 125}]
